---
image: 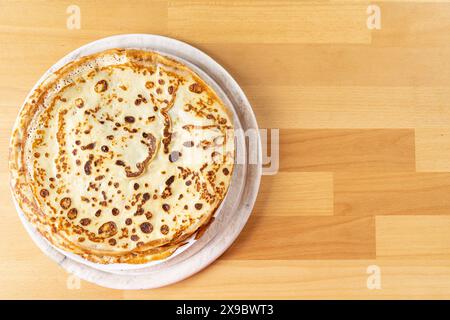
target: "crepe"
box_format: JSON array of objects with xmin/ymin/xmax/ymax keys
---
[{"xmin": 9, "ymin": 49, "xmax": 234, "ymax": 264}]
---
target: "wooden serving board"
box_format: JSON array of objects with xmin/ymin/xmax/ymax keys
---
[{"xmin": 2, "ymin": 0, "xmax": 450, "ymax": 299}]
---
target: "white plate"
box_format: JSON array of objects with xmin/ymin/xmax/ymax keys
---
[{"xmin": 12, "ymin": 34, "xmax": 261, "ymax": 289}]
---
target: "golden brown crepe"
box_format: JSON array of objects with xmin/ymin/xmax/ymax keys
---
[{"xmin": 9, "ymin": 49, "xmax": 234, "ymax": 264}]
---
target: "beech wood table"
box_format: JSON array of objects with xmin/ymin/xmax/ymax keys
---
[{"xmin": 2, "ymin": 0, "xmax": 450, "ymax": 299}]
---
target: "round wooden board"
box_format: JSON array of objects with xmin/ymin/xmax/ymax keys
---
[{"xmin": 12, "ymin": 34, "xmax": 262, "ymax": 289}]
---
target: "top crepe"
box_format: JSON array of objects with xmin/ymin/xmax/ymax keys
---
[{"xmin": 9, "ymin": 49, "xmax": 235, "ymax": 264}]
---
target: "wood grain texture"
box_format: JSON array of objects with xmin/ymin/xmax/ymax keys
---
[
  {"xmin": 280, "ymin": 129, "xmax": 415, "ymax": 172},
  {"xmin": 247, "ymin": 86, "xmax": 450, "ymax": 129},
  {"xmin": 168, "ymin": 1, "xmax": 370, "ymax": 44},
  {"xmin": 372, "ymin": 2, "xmax": 450, "ymax": 47},
  {"xmin": 247, "ymin": 86, "xmax": 417, "ymax": 129},
  {"xmin": 416, "ymin": 128, "xmax": 450, "ymax": 171},
  {"xmin": 377, "ymin": 216, "xmax": 450, "ymax": 259},
  {"xmin": 121, "ymin": 259, "xmax": 450, "ymax": 299},
  {"xmin": 2, "ymin": 0, "xmax": 450, "ymax": 299},
  {"xmin": 335, "ymin": 172, "xmax": 450, "ymax": 216},
  {"xmin": 222, "ymin": 215, "xmax": 375, "ymax": 260},
  {"xmin": 255, "ymin": 172, "xmax": 333, "ymax": 216}
]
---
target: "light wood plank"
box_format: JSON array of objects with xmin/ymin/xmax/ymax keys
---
[
  {"xmin": 123, "ymin": 259, "xmax": 450, "ymax": 299},
  {"xmin": 377, "ymin": 216, "xmax": 450, "ymax": 258},
  {"xmin": 199, "ymin": 44, "xmax": 450, "ymax": 86},
  {"xmin": 0, "ymin": 257, "xmax": 123, "ymax": 299},
  {"xmin": 125, "ymin": 260, "xmax": 376, "ymax": 299},
  {"xmin": 416, "ymin": 128, "xmax": 450, "ymax": 172},
  {"xmin": 335, "ymin": 172, "xmax": 450, "ymax": 216},
  {"xmin": 246, "ymin": 86, "xmax": 416, "ymax": 129},
  {"xmin": 280, "ymin": 129, "xmax": 415, "ymax": 172},
  {"xmin": 0, "ymin": 1, "xmax": 167, "ymax": 33},
  {"xmin": 372, "ymin": 2, "xmax": 450, "ymax": 47},
  {"xmin": 255, "ymin": 172, "xmax": 333, "ymax": 216},
  {"xmin": 247, "ymin": 86, "xmax": 450, "ymax": 129},
  {"xmin": 222, "ymin": 215, "xmax": 375, "ymax": 260},
  {"xmin": 414, "ymin": 87, "xmax": 450, "ymax": 128},
  {"xmin": 168, "ymin": 1, "xmax": 370, "ymax": 44}
]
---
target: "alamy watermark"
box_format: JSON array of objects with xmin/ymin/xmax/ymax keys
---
[
  {"xmin": 366, "ymin": 265, "xmax": 382, "ymax": 290},
  {"xmin": 367, "ymin": 4, "xmax": 381, "ymax": 30},
  {"xmin": 66, "ymin": 5, "xmax": 81, "ymax": 30},
  {"xmin": 66, "ymin": 273, "xmax": 81, "ymax": 290},
  {"xmin": 166, "ymin": 127, "xmax": 279, "ymax": 175}
]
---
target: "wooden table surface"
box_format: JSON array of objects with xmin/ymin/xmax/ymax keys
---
[{"xmin": 2, "ymin": 0, "xmax": 450, "ymax": 299}]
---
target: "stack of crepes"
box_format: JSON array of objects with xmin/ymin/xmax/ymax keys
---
[{"xmin": 9, "ymin": 49, "xmax": 234, "ymax": 264}]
